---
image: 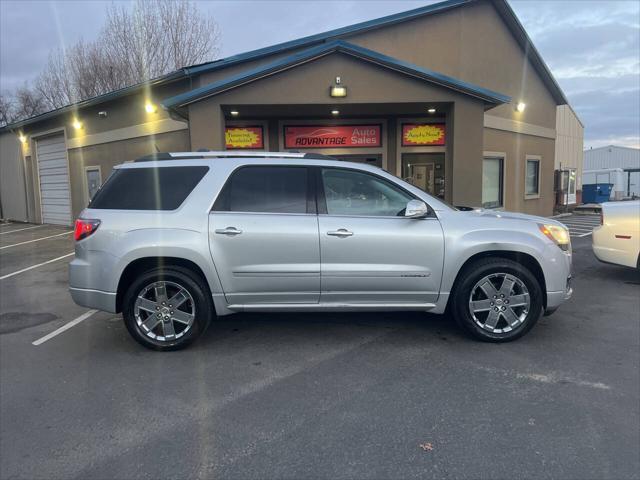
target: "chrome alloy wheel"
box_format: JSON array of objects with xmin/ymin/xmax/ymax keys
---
[
  {"xmin": 134, "ymin": 281, "xmax": 195, "ymax": 342},
  {"xmin": 468, "ymin": 273, "xmax": 531, "ymax": 334}
]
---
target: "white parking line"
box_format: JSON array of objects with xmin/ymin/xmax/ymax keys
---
[
  {"xmin": 0, "ymin": 252, "xmax": 74, "ymax": 280},
  {"xmin": 32, "ymin": 310, "xmax": 98, "ymax": 346},
  {"xmin": 0, "ymin": 231, "xmax": 72, "ymax": 249},
  {"xmin": 0, "ymin": 225, "xmax": 45, "ymax": 235}
]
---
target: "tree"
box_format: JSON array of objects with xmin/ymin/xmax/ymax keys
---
[
  {"xmin": 20, "ymin": 0, "xmax": 221, "ymax": 112},
  {"xmin": 0, "ymin": 93, "xmax": 16, "ymax": 126}
]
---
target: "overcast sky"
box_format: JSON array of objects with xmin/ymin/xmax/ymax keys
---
[{"xmin": 1, "ymin": 0, "xmax": 638, "ymax": 149}]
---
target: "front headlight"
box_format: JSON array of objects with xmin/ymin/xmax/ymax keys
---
[{"xmin": 538, "ymin": 223, "xmax": 571, "ymax": 251}]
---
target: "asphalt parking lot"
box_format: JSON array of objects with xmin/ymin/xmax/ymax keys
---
[{"xmin": 1, "ymin": 216, "xmax": 638, "ymax": 480}]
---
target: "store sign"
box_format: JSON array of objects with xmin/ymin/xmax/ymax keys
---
[
  {"xmin": 225, "ymin": 126, "xmax": 264, "ymax": 149},
  {"xmin": 284, "ymin": 125, "xmax": 381, "ymax": 149},
  {"xmin": 402, "ymin": 123, "xmax": 446, "ymax": 146}
]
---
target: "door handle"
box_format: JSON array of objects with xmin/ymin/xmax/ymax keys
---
[
  {"xmin": 215, "ymin": 227, "xmax": 242, "ymax": 236},
  {"xmin": 327, "ymin": 228, "xmax": 353, "ymax": 238}
]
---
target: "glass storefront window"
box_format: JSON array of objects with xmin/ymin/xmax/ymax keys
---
[{"xmin": 482, "ymin": 157, "xmax": 503, "ymax": 209}]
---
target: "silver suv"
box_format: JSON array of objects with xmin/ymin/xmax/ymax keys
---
[{"xmin": 69, "ymin": 152, "xmax": 573, "ymax": 350}]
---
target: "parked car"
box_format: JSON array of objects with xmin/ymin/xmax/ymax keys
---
[
  {"xmin": 592, "ymin": 200, "xmax": 640, "ymax": 269},
  {"xmin": 69, "ymin": 152, "xmax": 573, "ymax": 350}
]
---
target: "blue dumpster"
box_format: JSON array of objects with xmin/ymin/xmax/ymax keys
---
[{"xmin": 582, "ymin": 183, "xmax": 613, "ymax": 203}]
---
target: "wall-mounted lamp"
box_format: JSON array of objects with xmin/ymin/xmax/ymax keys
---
[
  {"xmin": 331, "ymin": 110, "xmax": 340, "ymax": 115},
  {"xmin": 230, "ymin": 110, "xmax": 239, "ymax": 116},
  {"xmin": 515, "ymin": 102, "xmax": 526, "ymax": 113},
  {"xmin": 427, "ymin": 108, "xmax": 436, "ymax": 114},
  {"xmin": 330, "ymin": 85, "xmax": 347, "ymax": 98},
  {"xmin": 72, "ymin": 119, "xmax": 82, "ymax": 130},
  {"xmin": 18, "ymin": 133, "xmax": 27, "ymax": 143},
  {"xmin": 145, "ymin": 103, "xmax": 157, "ymax": 114},
  {"xmin": 98, "ymin": 111, "xmax": 108, "ymax": 118}
]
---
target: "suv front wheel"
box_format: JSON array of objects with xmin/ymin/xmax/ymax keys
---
[
  {"xmin": 122, "ymin": 266, "xmax": 213, "ymax": 351},
  {"xmin": 451, "ymin": 258, "xmax": 543, "ymax": 342}
]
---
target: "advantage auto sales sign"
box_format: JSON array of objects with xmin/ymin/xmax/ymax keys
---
[{"xmin": 284, "ymin": 125, "xmax": 382, "ymax": 149}]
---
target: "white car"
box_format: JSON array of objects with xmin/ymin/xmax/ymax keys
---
[{"xmin": 593, "ymin": 200, "xmax": 640, "ymax": 269}]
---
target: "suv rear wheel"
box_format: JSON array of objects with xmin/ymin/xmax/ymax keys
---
[
  {"xmin": 451, "ymin": 258, "xmax": 543, "ymax": 342},
  {"xmin": 122, "ymin": 266, "xmax": 213, "ymax": 351}
]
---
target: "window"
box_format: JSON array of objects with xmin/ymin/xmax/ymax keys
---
[
  {"xmin": 525, "ymin": 156, "xmax": 541, "ymax": 197},
  {"xmin": 321, "ymin": 168, "xmax": 413, "ymax": 216},
  {"xmin": 89, "ymin": 166, "xmax": 208, "ymax": 210},
  {"xmin": 215, "ymin": 166, "xmax": 309, "ymax": 214},
  {"xmin": 482, "ymin": 157, "xmax": 504, "ymax": 209}
]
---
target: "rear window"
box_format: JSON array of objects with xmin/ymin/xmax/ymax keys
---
[{"xmin": 89, "ymin": 166, "xmax": 208, "ymax": 210}]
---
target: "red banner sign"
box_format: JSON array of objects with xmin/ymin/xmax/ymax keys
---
[
  {"xmin": 402, "ymin": 123, "xmax": 446, "ymax": 146},
  {"xmin": 225, "ymin": 126, "xmax": 264, "ymax": 149},
  {"xmin": 284, "ymin": 125, "xmax": 381, "ymax": 149}
]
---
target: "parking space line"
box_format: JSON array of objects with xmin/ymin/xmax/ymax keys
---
[
  {"xmin": 0, "ymin": 252, "xmax": 74, "ymax": 280},
  {"xmin": 0, "ymin": 231, "xmax": 72, "ymax": 249},
  {"xmin": 32, "ymin": 310, "xmax": 98, "ymax": 346},
  {"xmin": 0, "ymin": 225, "xmax": 45, "ymax": 235}
]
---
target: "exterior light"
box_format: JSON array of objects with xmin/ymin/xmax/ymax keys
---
[
  {"xmin": 230, "ymin": 110, "xmax": 239, "ymax": 116},
  {"xmin": 428, "ymin": 108, "xmax": 436, "ymax": 114},
  {"xmin": 330, "ymin": 85, "xmax": 347, "ymax": 98},
  {"xmin": 516, "ymin": 102, "xmax": 526, "ymax": 112},
  {"xmin": 145, "ymin": 103, "xmax": 157, "ymax": 114},
  {"xmin": 331, "ymin": 110, "xmax": 340, "ymax": 115},
  {"xmin": 72, "ymin": 119, "xmax": 82, "ymax": 130},
  {"xmin": 18, "ymin": 133, "xmax": 27, "ymax": 143}
]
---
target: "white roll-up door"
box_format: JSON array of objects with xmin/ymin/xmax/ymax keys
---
[{"xmin": 36, "ymin": 133, "xmax": 72, "ymax": 225}]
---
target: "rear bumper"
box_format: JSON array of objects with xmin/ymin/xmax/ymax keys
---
[{"xmin": 69, "ymin": 286, "xmax": 117, "ymax": 313}]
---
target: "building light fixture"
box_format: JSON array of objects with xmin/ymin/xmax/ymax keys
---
[
  {"xmin": 18, "ymin": 133, "xmax": 27, "ymax": 143},
  {"xmin": 516, "ymin": 102, "xmax": 526, "ymax": 113},
  {"xmin": 145, "ymin": 102, "xmax": 157, "ymax": 114},
  {"xmin": 427, "ymin": 108, "xmax": 436, "ymax": 114},
  {"xmin": 230, "ymin": 110, "xmax": 239, "ymax": 116},
  {"xmin": 331, "ymin": 110, "xmax": 340, "ymax": 115},
  {"xmin": 330, "ymin": 85, "xmax": 347, "ymax": 98},
  {"xmin": 72, "ymin": 119, "xmax": 82, "ymax": 130}
]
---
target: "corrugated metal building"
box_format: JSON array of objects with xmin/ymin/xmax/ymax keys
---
[{"xmin": 583, "ymin": 146, "xmax": 640, "ymax": 198}]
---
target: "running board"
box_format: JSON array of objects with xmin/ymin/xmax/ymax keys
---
[{"xmin": 226, "ymin": 303, "xmax": 436, "ymax": 313}]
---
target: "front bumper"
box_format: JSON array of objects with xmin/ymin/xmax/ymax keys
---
[
  {"xmin": 544, "ymin": 275, "xmax": 573, "ymax": 315},
  {"xmin": 69, "ymin": 286, "xmax": 117, "ymax": 313}
]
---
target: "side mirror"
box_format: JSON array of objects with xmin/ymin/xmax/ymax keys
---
[{"xmin": 405, "ymin": 199, "xmax": 429, "ymax": 218}]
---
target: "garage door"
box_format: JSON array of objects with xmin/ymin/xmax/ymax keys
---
[{"xmin": 36, "ymin": 134, "xmax": 71, "ymax": 225}]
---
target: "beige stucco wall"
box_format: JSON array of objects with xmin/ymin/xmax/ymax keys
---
[
  {"xmin": 0, "ymin": 131, "xmax": 29, "ymax": 221},
  {"xmin": 484, "ymin": 127, "xmax": 555, "ymax": 215}
]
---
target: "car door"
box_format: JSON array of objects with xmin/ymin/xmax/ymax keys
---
[
  {"xmin": 317, "ymin": 166, "xmax": 444, "ymax": 305},
  {"xmin": 209, "ymin": 165, "xmax": 320, "ymax": 305}
]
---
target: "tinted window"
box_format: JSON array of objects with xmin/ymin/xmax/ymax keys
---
[
  {"xmin": 89, "ymin": 166, "xmax": 208, "ymax": 210},
  {"xmin": 215, "ymin": 166, "xmax": 308, "ymax": 214},
  {"xmin": 321, "ymin": 168, "xmax": 412, "ymax": 216}
]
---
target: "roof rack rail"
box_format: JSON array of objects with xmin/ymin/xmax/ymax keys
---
[{"xmin": 134, "ymin": 151, "xmax": 340, "ymax": 162}]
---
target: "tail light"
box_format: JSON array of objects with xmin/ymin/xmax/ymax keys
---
[{"xmin": 74, "ymin": 218, "xmax": 101, "ymax": 241}]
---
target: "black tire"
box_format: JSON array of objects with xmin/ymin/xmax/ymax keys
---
[
  {"xmin": 451, "ymin": 257, "xmax": 543, "ymax": 342},
  {"xmin": 122, "ymin": 266, "xmax": 213, "ymax": 351}
]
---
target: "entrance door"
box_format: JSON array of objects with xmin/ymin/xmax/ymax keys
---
[
  {"xmin": 317, "ymin": 166, "xmax": 444, "ymax": 305},
  {"xmin": 568, "ymin": 169, "xmax": 577, "ymax": 204},
  {"xmin": 36, "ymin": 133, "xmax": 72, "ymax": 225},
  {"xmin": 209, "ymin": 165, "xmax": 320, "ymax": 305},
  {"xmin": 402, "ymin": 153, "xmax": 445, "ymax": 199},
  {"xmin": 561, "ymin": 169, "xmax": 577, "ymax": 205}
]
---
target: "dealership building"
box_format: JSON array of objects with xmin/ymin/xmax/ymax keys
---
[{"xmin": 0, "ymin": 0, "xmax": 583, "ymax": 225}]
